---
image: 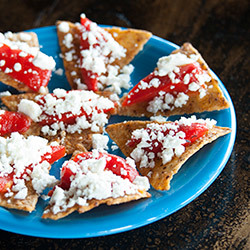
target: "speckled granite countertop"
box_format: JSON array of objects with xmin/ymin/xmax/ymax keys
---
[{"xmin": 0, "ymin": 0, "xmax": 249, "ymax": 249}]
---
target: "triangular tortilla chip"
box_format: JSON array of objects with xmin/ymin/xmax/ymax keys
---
[
  {"xmin": 1, "ymin": 93, "xmax": 105, "ymax": 154},
  {"xmin": 106, "ymin": 120, "xmax": 231, "ymax": 190},
  {"xmin": 118, "ymin": 43, "xmax": 230, "ymax": 117},
  {"xmin": 56, "ymin": 20, "xmax": 152, "ymax": 90},
  {"xmin": 0, "ymin": 32, "xmax": 49, "ymax": 93},
  {"xmin": 42, "ymin": 152, "xmax": 150, "ymax": 220},
  {"xmin": 0, "ymin": 181, "xmax": 38, "ymax": 212}
]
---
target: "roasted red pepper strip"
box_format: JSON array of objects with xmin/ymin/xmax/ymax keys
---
[
  {"xmin": 79, "ymin": 15, "xmax": 100, "ymax": 92},
  {"xmin": 0, "ymin": 110, "xmax": 31, "ymax": 136},
  {"xmin": 0, "ymin": 173, "xmax": 14, "ymax": 193},
  {"xmin": 55, "ymin": 165, "xmax": 74, "ymax": 191},
  {"xmin": 128, "ymin": 122, "xmax": 209, "ymax": 153},
  {"xmin": 0, "ymin": 44, "xmax": 52, "ymax": 92},
  {"xmin": 179, "ymin": 123, "xmax": 209, "ymax": 146},
  {"xmin": 0, "ymin": 145, "xmax": 65, "ymax": 193},
  {"xmin": 122, "ymin": 62, "xmax": 204, "ymax": 106},
  {"xmin": 41, "ymin": 145, "xmax": 66, "ymax": 165}
]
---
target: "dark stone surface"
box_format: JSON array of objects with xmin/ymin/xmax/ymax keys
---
[{"xmin": 0, "ymin": 0, "xmax": 249, "ymax": 249}]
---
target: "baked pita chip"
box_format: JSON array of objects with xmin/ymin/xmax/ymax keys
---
[
  {"xmin": 0, "ymin": 32, "xmax": 49, "ymax": 93},
  {"xmin": 0, "ymin": 181, "xmax": 38, "ymax": 212},
  {"xmin": 1, "ymin": 93, "xmax": 109, "ymax": 154},
  {"xmin": 56, "ymin": 20, "xmax": 152, "ymax": 90},
  {"xmin": 106, "ymin": 120, "xmax": 231, "ymax": 190},
  {"xmin": 118, "ymin": 43, "xmax": 230, "ymax": 117},
  {"xmin": 42, "ymin": 152, "xmax": 151, "ymax": 220}
]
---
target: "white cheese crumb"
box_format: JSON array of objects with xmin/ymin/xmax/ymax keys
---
[
  {"xmin": 0, "ymin": 60, "xmax": 5, "ymax": 66},
  {"xmin": 0, "ymin": 91, "xmax": 11, "ymax": 97},
  {"xmin": 150, "ymin": 115, "xmax": 168, "ymax": 122},
  {"xmin": 92, "ymin": 134, "xmax": 109, "ymax": 150},
  {"xmin": 54, "ymin": 68, "xmax": 63, "ymax": 76},
  {"xmin": 19, "ymin": 32, "xmax": 32, "ymax": 41},
  {"xmin": 157, "ymin": 52, "xmax": 199, "ymax": 77},
  {"xmin": 32, "ymin": 51, "xmax": 56, "ymax": 70},
  {"xmin": 58, "ymin": 22, "xmax": 70, "ymax": 33},
  {"xmin": 13, "ymin": 62, "xmax": 22, "ymax": 72},
  {"xmin": 18, "ymin": 99, "xmax": 42, "ymax": 122},
  {"xmin": 19, "ymin": 89, "xmax": 114, "ymax": 135}
]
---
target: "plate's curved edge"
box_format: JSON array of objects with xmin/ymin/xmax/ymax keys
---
[{"xmin": 0, "ymin": 25, "xmax": 236, "ymax": 239}]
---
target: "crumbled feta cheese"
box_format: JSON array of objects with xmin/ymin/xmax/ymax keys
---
[
  {"xmin": 63, "ymin": 33, "xmax": 73, "ymax": 49},
  {"xmin": 0, "ymin": 91, "xmax": 11, "ymax": 97},
  {"xmin": 54, "ymin": 68, "xmax": 63, "ymax": 76},
  {"xmin": 31, "ymin": 161, "xmax": 57, "ymax": 194},
  {"xmin": 157, "ymin": 52, "xmax": 199, "ymax": 77},
  {"xmin": 92, "ymin": 134, "xmax": 109, "ymax": 150},
  {"xmin": 0, "ymin": 60, "xmax": 5, "ymax": 66},
  {"xmin": 127, "ymin": 116, "xmax": 215, "ymax": 168},
  {"xmin": 58, "ymin": 22, "xmax": 70, "ymax": 33},
  {"xmin": 47, "ymin": 150, "xmax": 150, "ymax": 215},
  {"xmin": 140, "ymin": 52, "xmax": 211, "ymax": 114},
  {"xmin": 13, "ymin": 62, "xmax": 22, "ymax": 72},
  {"xmin": 19, "ymin": 89, "xmax": 114, "ymax": 135},
  {"xmin": 150, "ymin": 115, "xmax": 168, "ymax": 122},
  {"xmin": 174, "ymin": 92, "xmax": 189, "ymax": 107},
  {"xmin": 0, "ymin": 133, "xmax": 56, "ymax": 200},
  {"xmin": 18, "ymin": 99, "xmax": 42, "ymax": 122},
  {"xmin": 32, "ymin": 51, "xmax": 56, "ymax": 70},
  {"xmin": 19, "ymin": 32, "xmax": 32, "ymax": 41}
]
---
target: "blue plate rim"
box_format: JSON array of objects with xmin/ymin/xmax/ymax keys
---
[{"xmin": 0, "ymin": 25, "xmax": 236, "ymax": 238}]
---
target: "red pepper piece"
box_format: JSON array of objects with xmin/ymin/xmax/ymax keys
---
[
  {"xmin": 128, "ymin": 122, "xmax": 209, "ymax": 154},
  {"xmin": 0, "ymin": 173, "xmax": 14, "ymax": 193},
  {"xmin": 56, "ymin": 164, "xmax": 74, "ymax": 191},
  {"xmin": 80, "ymin": 15, "xmax": 92, "ymax": 31},
  {"xmin": 122, "ymin": 62, "xmax": 204, "ymax": 106},
  {"xmin": 41, "ymin": 145, "xmax": 66, "ymax": 165},
  {"xmin": 0, "ymin": 44, "xmax": 52, "ymax": 92},
  {"xmin": 179, "ymin": 123, "xmax": 209, "ymax": 146},
  {"xmin": 79, "ymin": 15, "xmax": 102, "ymax": 92},
  {"xmin": 0, "ymin": 110, "xmax": 31, "ymax": 136},
  {"xmin": 105, "ymin": 154, "xmax": 139, "ymax": 182},
  {"xmin": 80, "ymin": 68, "xmax": 99, "ymax": 92}
]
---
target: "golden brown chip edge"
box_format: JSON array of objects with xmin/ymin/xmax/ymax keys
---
[{"xmin": 42, "ymin": 189, "xmax": 150, "ymax": 220}]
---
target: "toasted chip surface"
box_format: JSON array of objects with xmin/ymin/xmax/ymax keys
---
[
  {"xmin": 106, "ymin": 120, "xmax": 231, "ymax": 190},
  {"xmin": 0, "ymin": 181, "xmax": 38, "ymax": 212},
  {"xmin": 118, "ymin": 43, "xmax": 230, "ymax": 117}
]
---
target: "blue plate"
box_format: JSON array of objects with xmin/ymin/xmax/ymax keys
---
[{"xmin": 0, "ymin": 26, "xmax": 236, "ymax": 238}]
